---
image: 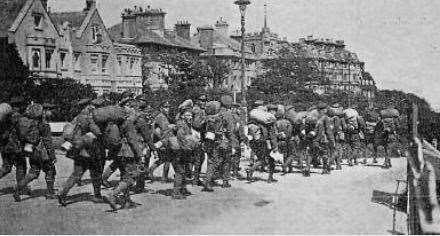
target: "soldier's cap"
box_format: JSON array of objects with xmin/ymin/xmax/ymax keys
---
[
  {"xmin": 317, "ymin": 102, "xmax": 328, "ymax": 110},
  {"xmin": 42, "ymin": 103, "xmax": 56, "ymax": 109},
  {"xmin": 267, "ymin": 104, "xmax": 278, "ymax": 111},
  {"xmin": 92, "ymin": 98, "xmax": 108, "ymax": 107},
  {"xmin": 198, "ymin": 95, "xmax": 207, "ymax": 101},
  {"xmin": 160, "ymin": 101, "xmax": 171, "ymax": 108},
  {"xmin": 254, "ymin": 100, "xmax": 265, "ymax": 106},
  {"xmin": 77, "ymin": 98, "xmax": 91, "ymax": 106},
  {"xmin": 9, "ymin": 96, "xmax": 25, "ymax": 105},
  {"xmin": 331, "ymin": 103, "xmax": 340, "ymax": 108}
]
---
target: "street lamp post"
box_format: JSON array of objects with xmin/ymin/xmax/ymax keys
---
[{"xmin": 234, "ymin": 0, "xmax": 251, "ymax": 107}]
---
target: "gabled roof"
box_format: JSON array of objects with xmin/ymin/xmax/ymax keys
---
[
  {"xmin": 0, "ymin": 0, "xmax": 28, "ymax": 37},
  {"xmin": 50, "ymin": 11, "xmax": 88, "ymax": 29},
  {"xmin": 108, "ymin": 22, "xmax": 204, "ymax": 52},
  {"xmin": 192, "ymin": 30, "xmax": 252, "ymax": 54}
]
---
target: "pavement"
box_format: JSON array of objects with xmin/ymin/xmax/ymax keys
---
[{"xmin": 0, "ymin": 154, "xmax": 407, "ymax": 235}]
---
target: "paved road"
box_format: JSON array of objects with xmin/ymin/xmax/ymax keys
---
[{"xmin": 0, "ymin": 155, "xmax": 406, "ymax": 234}]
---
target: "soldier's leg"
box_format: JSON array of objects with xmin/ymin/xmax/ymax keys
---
[
  {"xmin": 192, "ymin": 147, "xmax": 204, "ymax": 185},
  {"xmin": 102, "ymin": 160, "xmax": 120, "ymax": 187},
  {"xmin": 335, "ymin": 143, "xmax": 342, "ymax": 170},
  {"xmin": 170, "ymin": 151, "xmax": 186, "ymax": 199},
  {"xmin": 104, "ymin": 160, "xmax": 138, "ymax": 210},
  {"xmin": 89, "ymin": 158, "xmax": 104, "ymax": 200},
  {"xmin": 42, "ymin": 161, "xmax": 56, "ymax": 199},
  {"xmin": 304, "ymin": 147, "xmax": 312, "ymax": 176},
  {"xmin": 14, "ymin": 154, "xmax": 27, "ymax": 185},
  {"xmin": 14, "ymin": 160, "xmax": 41, "ymax": 202},
  {"xmin": 0, "ymin": 152, "xmax": 14, "ymax": 179},
  {"xmin": 221, "ymin": 148, "xmax": 232, "ymax": 188},
  {"xmin": 202, "ymin": 146, "xmax": 218, "ymax": 192},
  {"xmin": 57, "ymin": 159, "xmax": 87, "ymax": 206},
  {"xmin": 321, "ymin": 145, "xmax": 331, "ymax": 174},
  {"xmin": 267, "ymin": 157, "xmax": 277, "ymax": 183}
]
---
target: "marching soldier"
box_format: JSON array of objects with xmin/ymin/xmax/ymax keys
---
[
  {"xmin": 148, "ymin": 101, "xmax": 173, "ymax": 182},
  {"xmin": 57, "ymin": 100, "xmax": 104, "ymax": 206},
  {"xmin": 230, "ymin": 102, "xmax": 246, "ymax": 179},
  {"xmin": 246, "ymin": 104, "xmax": 278, "ymax": 183},
  {"xmin": 202, "ymin": 95, "xmax": 235, "ymax": 192},
  {"xmin": 329, "ymin": 103, "xmax": 344, "ymax": 170},
  {"xmin": 272, "ymin": 106, "xmax": 295, "ymax": 174},
  {"xmin": 313, "ymin": 102, "xmax": 335, "ymax": 175},
  {"xmin": 0, "ymin": 98, "xmax": 29, "ymax": 193},
  {"xmin": 344, "ymin": 109, "xmax": 366, "ymax": 166},
  {"xmin": 14, "ymin": 103, "xmax": 57, "ymax": 202},
  {"xmin": 191, "ymin": 95, "xmax": 207, "ymax": 185}
]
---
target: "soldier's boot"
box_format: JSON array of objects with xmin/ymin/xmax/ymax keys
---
[
  {"xmin": 12, "ymin": 189, "xmax": 21, "ymax": 202},
  {"xmin": 161, "ymin": 162, "xmax": 170, "ymax": 183},
  {"xmin": 147, "ymin": 165, "xmax": 157, "ymax": 181},
  {"xmin": 267, "ymin": 172, "xmax": 278, "ymax": 183},
  {"xmin": 281, "ymin": 166, "xmax": 288, "ymax": 175},
  {"xmin": 104, "ymin": 182, "xmax": 129, "ymax": 211},
  {"xmin": 101, "ymin": 167, "xmax": 114, "ymax": 188},
  {"xmin": 181, "ymin": 187, "xmax": 192, "ymax": 196},
  {"xmin": 57, "ymin": 194, "xmax": 68, "ymax": 207},
  {"xmin": 362, "ymin": 158, "xmax": 368, "ymax": 165},
  {"xmin": 232, "ymin": 170, "xmax": 244, "ymax": 180},
  {"xmin": 201, "ymin": 180, "xmax": 214, "ymax": 192},
  {"xmin": 348, "ymin": 158, "xmax": 353, "ymax": 166},
  {"xmin": 45, "ymin": 181, "xmax": 56, "ymax": 200},
  {"xmin": 134, "ymin": 175, "xmax": 146, "ymax": 194},
  {"xmin": 221, "ymin": 180, "xmax": 231, "ymax": 188},
  {"xmin": 246, "ymin": 169, "xmax": 253, "ymax": 182},
  {"xmin": 303, "ymin": 168, "xmax": 311, "ymax": 177},
  {"xmin": 172, "ymin": 188, "xmax": 186, "ymax": 199},
  {"xmin": 373, "ymin": 157, "xmax": 378, "ymax": 164},
  {"xmin": 76, "ymin": 178, "xmax": 83, "ymax": 187}
]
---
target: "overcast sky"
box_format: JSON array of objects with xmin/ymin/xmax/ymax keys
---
[{"xmin": 49, "ymin": 0, "xmax": 440, "ymax": 110}]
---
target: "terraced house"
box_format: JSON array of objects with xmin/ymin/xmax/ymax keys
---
[
  {"xmin": 108, "ymin": 5, "xmax": 205, "ymax": 90},
  {"xmin": 1, "ymin": 0, "xmax": 142, "ymax": 95},
  {"xmin": 0, "ymin": 0, "xmax": 64, "ymax": 78},
  {"xmin": 50, "ymin": 0, "xmax": 142, "ymax": 95}
]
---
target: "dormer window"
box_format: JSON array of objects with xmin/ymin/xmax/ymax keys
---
[
  {"xmin": 33, "ymin": 13, "xmax": 43, "ymax": 30},
  {"xmin": 91, "ymin": 25, "xmax": 102, "ymax": 43}
]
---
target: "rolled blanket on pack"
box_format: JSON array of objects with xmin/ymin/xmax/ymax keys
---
[
  {"xmin": 0, "ymin": 103, "xmax": 12, "ymax": 122},
  {"xmin": 380, "ymin": 108, "xmax": 400, "ymax": 119},
  {"xmin": 344, "ymin": 108, "xmax": 359, "ymax": 119},
  {"xmin": 92, "ymin": 106, "xmax": 127, "ymax": 124},
  {"xmin": 249, "ymin": 109, "xmax": 276, "ymax": 125}
]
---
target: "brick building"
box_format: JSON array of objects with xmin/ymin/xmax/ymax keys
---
[
  {"xmin": 108, "ymin": 5, "xmax": 205, "ymax": 90},
  {"xmin": 192, "ymin": 18, "xmax": 257, "ymax": 92}
]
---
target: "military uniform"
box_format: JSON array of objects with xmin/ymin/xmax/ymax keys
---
[
  {"xmin": 344, "ymin": 116, "xmax": 365, "ymax": 166},
  {"xmin": 330, "ymin": 114, "xmax": 344, "ymax": 170},
  {"xmin": 191, "ymin": 102, "xmax": 207, "ymax": 185},
  {"xmin": 14, "ymin": 104, "xmax": 57, "ymax": 202},
  {"xmin": 149, "ymin": 108, "xmax": 172, "ymax": 182},
  {"xmin": 273, "ymin": 117, "xmax": 295, "ymax": 174},
  {"xmin": 0, "ymin": 109, "xmax": 27, "ymax": 187},
  {"xmin": 313, "ymin": 103, "xmax": 335, "ymax": 174},
  {"xmin": 202, "ymin": 100, "xmax": 235, "ymax": 192},
  {"xmin": 57, "ymin": 107, "xmax": 105, "ymax": 206}
]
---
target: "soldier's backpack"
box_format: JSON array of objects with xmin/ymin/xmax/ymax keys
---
[
  {"xmin": 382, "ymin": 117, "xmax": 396, "ymax": 133},
  {"xmin": 16, "ymin": 116, "xmax": 40, "ymax": 144},
  {"xmin": 275, "ymin": 119, "xmax": 291, "ymax": 140},
  {"xmin": 345, "ymin": 116, "xmax": 360, "ymax": 134},
  {"xmin": 92, "ymin": 106, "xmax": 127, "ymax": 124},
  {"xmin": 365, "ymin": 121, "xmax": 377, "ymax": 135}
]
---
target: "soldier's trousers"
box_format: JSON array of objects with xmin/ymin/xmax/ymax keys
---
[
  {"xmin": 298, "ymin": 141, "xmax": 312, "ymax": 172},
  {"xmin": 192, "ymin": 147, "xmax": 205, "ymax": 182},
  {"xmin": 0, "ymin": 152, "xmax": 27, "ymax": 183},
  {"xmin": 231, "ymin": 146, "xmax": 241, "ymax": 175},
  {"xmin": 17, "ymin": 159, "xmax": 56, "ymax": 193},
  {"xmin": 149, "ymin": 149, "xmax": 170, "ymax": 180},
  {"xmin": 313, "ymin": 142, "xmax": 331, "ymax": 171},
  {"xmin": 279, "ymin": 139, "xmax": 296, "ymax": 172},
  {"xmin": 58, "ymin": 157, "xmax": 103, "ymax": 197},
  {"xmin": 108, "ymin": 157, "xmax": 143, "ymax": 201},
  {"xmin": 331, "ymin": 142, "xmax": 343, "ymax": 167},
  {"xmin": 204, "ymin": 146, "xmax": 231, "ymax": 184},
  {"xmin": 249, "ymin": 140, "xmax": 275, "ymax": 175},
  {"xmin": 171, "ymin": 150, "xmax": 191, "ymax": 194},
  {"xmin": 347, "ymin": 140, "xmax": 362, "ymax": 165}
]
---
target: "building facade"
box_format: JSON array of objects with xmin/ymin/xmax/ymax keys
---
[
  {"xmin": 192, "ymin": 18, "xmax": 257, "ymax": 92},
  {"xmin": 50, "ymin": 0, "xmax": 142, "ymax": 95},
  {"xmin": 109, "ymin": 5, "xmax": 205, "ymax": 91}
]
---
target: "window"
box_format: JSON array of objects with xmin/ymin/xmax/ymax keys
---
[
  {"xmin": 60, "ymin": 52, "xmax": 67, "ymax": 68},
  {"xmin": 102, "ymin": 55, "xmax": 108, "ymax": 73},
  {"xmin": 74, "ymin": 53, "xmax": 81, "ymax": 71},
  {"xmin": 33, "ymin": 13, "xmax": 43, "ymax": 29},
  {"xmin": 46, "ymin": 49, "xmax": 54, "ymax": 69},
  {"xmin": 31, "ymin": 48, "xmax": 41, "ymax": 68},
  {"xmin": 90, "ymin": 54, "xmax": 98, "ymax": 73},
  {"xmin": 117, "ymin": 56, "xmax": 122, "ymax": 75},
  {"xmin": 91, "ymin": 25, "xmax": 102, "ymax": 43}
]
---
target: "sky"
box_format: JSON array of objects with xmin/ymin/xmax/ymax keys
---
[{"xmin": 49, "ymin": 0, "xmax": 440, "ymax": 110}]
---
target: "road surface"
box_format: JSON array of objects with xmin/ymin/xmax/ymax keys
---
[{"xmin": 0, "ymin": 155, "xmax": 407, "ymax": 234}]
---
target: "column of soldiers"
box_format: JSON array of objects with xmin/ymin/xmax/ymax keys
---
[{"xmin": 0, "ymin": 94, "xmax": 404, "ymax": 211}]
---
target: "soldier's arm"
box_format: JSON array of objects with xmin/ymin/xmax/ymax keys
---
[
  {"xmin": 325, "ymin": 117, "xmax": 335, "ymax": 143},
  {"xmin": 121, "ymin": 120, "xmax": 143, "ymax": 159},
  {"xmin": 87, "ymin": 116, "xmax": 102, "ymax": 137},
  {"xmin": 39, "ymin": 122, "xmax": 56, "ymax": 160}
]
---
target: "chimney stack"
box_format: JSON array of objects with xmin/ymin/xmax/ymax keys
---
[
  {"xmin": 84, "ymin": 0, "xmax": 96, "ymax": 12},
  {"xmin": 198, "ymin": 25, "xmax": 214, "ymax": 54},
  {"xmin": 215, "ymin": 17, "xmax": 229, "ymax": 37},
  {"xmin": 121, "ymin": 9, "xmax": 137, "ymax": 39},
  {"xmin": 175, "ymin": 21, "xmax": 191, "ymax": 41}
]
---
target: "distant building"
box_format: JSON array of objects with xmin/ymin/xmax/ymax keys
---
[
  {"xmin": 50, "ymin": 0, "xmax": 143, "ymax": 95},
  {"xmin": 108, "ymin": 5, "xmax": 205, "ymax": 90},
  {"xmin": 191, "ymin": 18, "xmax": 257, "ymax": 92},
  {"xmin": 0, "ymin": 0, "xmax": 64, "ymax": 78},
  {"xmin": 294, "ymin": 35, "xmax": 376, "ymax": 98}
]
